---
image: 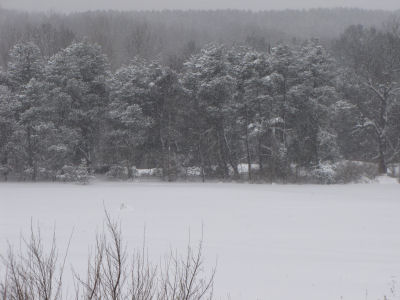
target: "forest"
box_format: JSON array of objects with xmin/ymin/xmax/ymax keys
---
[{"xmin": 0, "ymin": 8, "xmax": 400, "ymax": 183}]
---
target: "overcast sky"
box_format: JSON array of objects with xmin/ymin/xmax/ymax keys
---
[{"xmin": 0, "ymin": 0, "xmax": 399, "ymax": 12}]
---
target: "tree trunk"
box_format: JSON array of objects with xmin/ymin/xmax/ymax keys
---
[
  {"xmin": 378, "ymin": 139, "xmax": 387, "ymax": 174},
  {"xmin": 377, "ymin": 91, "xmax": 388, "ymax": 174},
  {"xmin": 158, "ymin": 108, "xmax": 168, "ymax": 181},
  {"xmin": 282, "ymin": 75, "xmax": 288, "ymax": 151},
  {"xmin": 167, "ymin": 111, "xmax": 173, "ymax": 181},
  {"xmin": 378, "ymin": 156, "xmax": 387, "ymax": 174},
  {"xmin": 160, "ymin": 134, "xmax": 167, "ymax": 181},
  {"xmin": 216, "ymin": 128, "xmax": 229, "ymax": 178},
  {"xmin": 2, "ymin": 152, "xmax": 8, "ymax": 182},
  {"xmin": 27, "ymin": 126, "xmax": 36, "ymax": 181},
  {"xmin": 126, "ymin": 152, "xmax": 133, "ymax": 179},
  {"xmin": 257, "ymin": 135, "xmax": 263, "ymax": 175},
  {"xmin": 198, "ymin": 141, "xmax": 206, "ymax": 183},
  {"xmin": 220, "ymin": 125, "xmax": 239, "ymax": 178},
  {"xmin": 244, "ymin": 104, "xmax": 252, "ymax": 181},
  {"xmin": 256, "ymin": 95, "xmax": 264, "ymax": 176}
]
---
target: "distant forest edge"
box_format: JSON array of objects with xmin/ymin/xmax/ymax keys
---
[
  {"xmin": 0, "ymin": 8, "xmax": 400, "ymax": 183},
  {"xmin": 0, "ymin": 8, "xmax": 399, "ymax": 68}
]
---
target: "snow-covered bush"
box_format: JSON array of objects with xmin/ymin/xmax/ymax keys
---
[
  {"xmin": 388, "ymin": 163, "xmax": 400, "ymax": 178},
  {"xmin": 38, "ymin": 168, "xmax": 56, "ymax": 181},
  {"xmin": 106, "ymin": 165, "xmax": 129, "ymax": 180},
  {"xmin": 237, "ymin": 163, "xmax": 260, "ymax": 175},
  {"xmin": 23, "ymin": 167, "xmax": 56, "ymax": 181},
  {"xmin": 136, "ymin": 168, "xmax": 162, "ymax": 177},
  {"xmin": 76, "ymin": 159, "xmax": 91, "ymax": 184},
  {"xmin": 131, "ymin": 166, "xmax": 139, "ymax": 177},
  {"xmin": 334, "ymin": 161, "xmax": 378, "ymax": 183},
  {"xmin": 309, "ymin": 163, "xmax": 337, "ymax": 184},
  {"xmin": 0, "ymin": 164, "xmax": 11, "ymax": 180},
  {"xmin": 23, "ymin": 167, "xmax": 34, "ymax": 180},
  {"xmin": 56, "ymin": 160, "xmax": 94, "ymax": 184},
  {"xmin": 185, "ymin": 166, "xmax": 202, "ymax": 177},
  {"xmin": 56, "ymin": 165, "xmax": 77, "ymax": 182},
  {"xmin": 305, "ymin": 161, "xmax": 378, "ymax": 184}
]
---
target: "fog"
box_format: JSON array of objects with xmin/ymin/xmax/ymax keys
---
[{"xmin": 0, "ymin": 0, "xmax": 399, "ymax": 12}]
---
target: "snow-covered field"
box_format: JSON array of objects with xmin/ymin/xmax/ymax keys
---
[{"xmin": 1, "ymin": 179, "xmax": 400, "ymax": 300}]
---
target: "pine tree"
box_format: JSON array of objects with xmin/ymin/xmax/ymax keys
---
[
  {"xmin": 106, "ymin": 61, "xmax": 153, "ymax": 178},
  {"xmin": 7, "ymin": 42, "xmax": 44, "ymax": 91},
  {"xmin": 45, "ymin": 39, "xmax": 110, "ymax": 168},
  {"xmin": 0, "ymin": 85, "xmax": 19, "ymax": 180},
  {"xmin": 182, "ymin": 44, "xmax": 238, "ymax": 178}
]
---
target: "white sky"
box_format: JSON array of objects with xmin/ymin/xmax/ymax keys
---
[{"xmin": 0, "ymin": 0, "xmax": 399, "ymax": 12}]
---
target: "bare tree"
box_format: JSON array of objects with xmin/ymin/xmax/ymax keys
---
[
  {"xmin": 0, "ymin": 225, "xmax": 71, "ymax": 300},
  {"xmin": 336, "ymin": 24, "xmax": 400, "ymax": 173}
]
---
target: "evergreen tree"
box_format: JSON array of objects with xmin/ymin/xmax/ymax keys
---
[
  {"xmin": 106, "ymin": 61, "xmax": 153, "ymax": 178},
  {"xmin": 0, "ymin": 85, "xmax": 19, "ymax": 180},
  {"xmin": 7, "ymin": 42, "xmax": 44, "ymax": 90},
  {"xmin": 45, "ymin": 40, "xmax": 110, "ymax": 168},
  {"xmin": 182, "ymin": 44, "xmax": 238, "ymax": 178}
]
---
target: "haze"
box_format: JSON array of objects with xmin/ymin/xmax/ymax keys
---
[{"xmin": 0, "ymin": 0, "xmax": 399, "ymax": 12}]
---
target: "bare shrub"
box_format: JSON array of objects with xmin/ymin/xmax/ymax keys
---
[
  {"xmin": 1, "ymin": 215, "xmax": 216, "ymax": 300},
  {"xmin": 0, "ymin": 226, "xmax": 71, "ymax": 300},
  {"xmin": 73, "ymin": 213, "xmax": 214, "ymax": 300},
  {"xmin": 158, "ymin": 241, "xmax": 215, "ymax": 300}
]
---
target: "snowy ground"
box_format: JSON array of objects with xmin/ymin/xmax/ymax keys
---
[{"xmin": 1, "ymin": 178, "xmax": 400, "ymax": 300}]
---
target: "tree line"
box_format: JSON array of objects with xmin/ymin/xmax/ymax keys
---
[{"xmin": 0, "ymin": 23, "xmax": 400, "ymax": 182}]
